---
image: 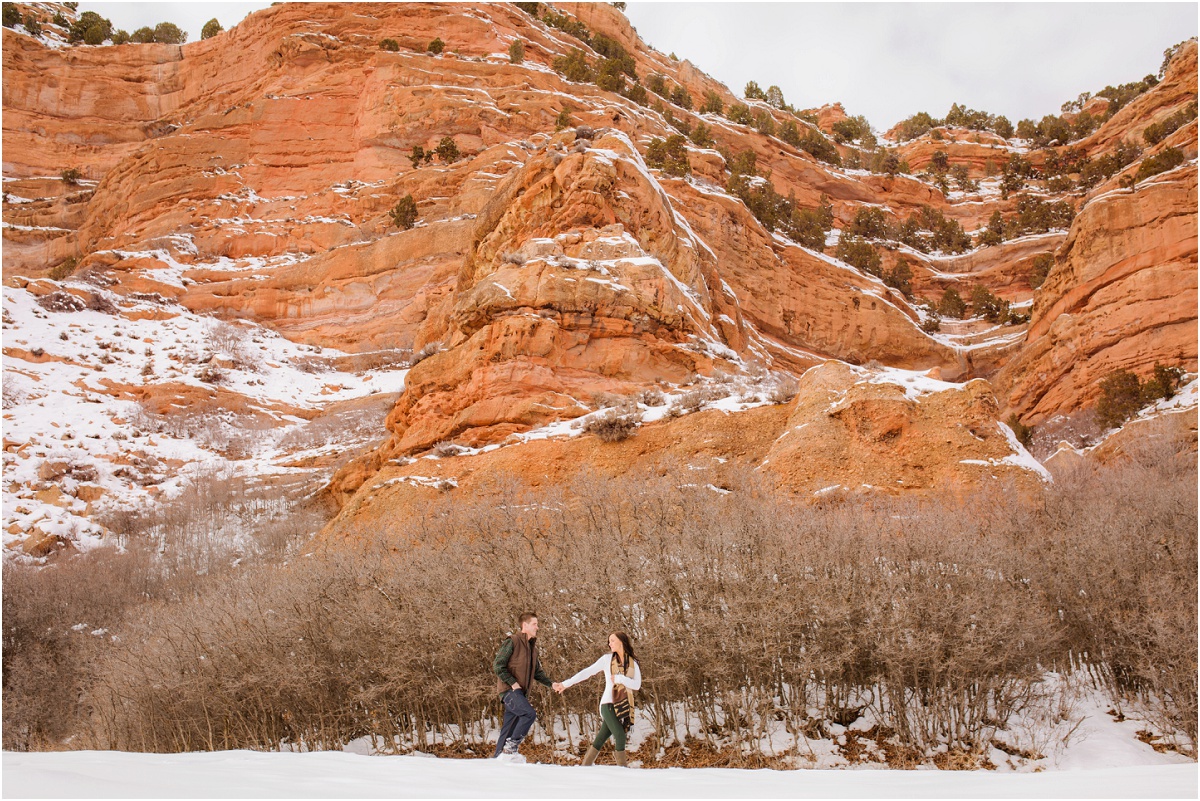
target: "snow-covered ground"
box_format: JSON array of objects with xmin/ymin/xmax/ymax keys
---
[
  {"xmin": 6, "ymin": 677, "xmax": 1193, "ymax": 798},
  {"xmin": 2, "ymin": 277, "xmax": 407, "ymax": 557},
  {"xmin": 3, "ymin": 751, "xmax": 1194, "ymax": 798}
]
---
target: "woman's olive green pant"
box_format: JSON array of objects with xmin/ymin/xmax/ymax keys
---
[{"xmin": 592, "ymin": 703, "xmax": 626, "ymax": 751}]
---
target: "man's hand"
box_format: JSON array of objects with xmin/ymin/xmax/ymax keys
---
[
  {"xmin": 511, "ymin": 682, "xmax": 521, "ymax": 691},
  {"xmin": 552, "ymin": 682, "xmax": 565, "ymax": 694}
]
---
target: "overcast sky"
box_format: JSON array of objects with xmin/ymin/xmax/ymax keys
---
[{"xmin": 89, "ymin": 2, "xmax": 1196, "ymax": 129}]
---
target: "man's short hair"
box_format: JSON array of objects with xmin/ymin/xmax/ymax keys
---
[{"xmin": 518, "ymin": 612, "xmax": 538, "ymax": 626}]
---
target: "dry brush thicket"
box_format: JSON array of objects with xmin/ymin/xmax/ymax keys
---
[
  {"xmin": 2, "ymin": 469, "xmax": 328, "ymax": 750},
  {"xmin": 3, "ymin": 445, "xmax": 1195, "ymax": 763}
]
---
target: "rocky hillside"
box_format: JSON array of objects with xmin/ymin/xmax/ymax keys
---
[{"xmin": 3, "ymin": 2, "xmax": 1195, "ymax": 554}]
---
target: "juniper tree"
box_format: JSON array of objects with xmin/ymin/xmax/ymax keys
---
[
  {"xmin": 435, "ymin": 136, "xmax": 460, "ymax": 163},
  {"xmin": 390, "ymin": 195, "xmax": 419, "ymax": 229}
]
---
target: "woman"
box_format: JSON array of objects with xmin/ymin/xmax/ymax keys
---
[{"xmin": 553, "ymin": 632, "xmax": 642, "ymax": 767}]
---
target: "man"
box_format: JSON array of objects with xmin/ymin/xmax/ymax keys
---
[{"xmin": 492, "ymin": 612, "xmax": 555, "ymax": 762}]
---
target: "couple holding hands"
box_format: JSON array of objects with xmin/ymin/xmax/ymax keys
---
[{"xmin": 492, "ymin": 613, "xmax": 642, "ymax": 766}]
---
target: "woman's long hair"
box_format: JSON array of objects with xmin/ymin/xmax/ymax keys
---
[{"xmin": 611, "ymin": 631, "xmax": 636, "ymax": 669}]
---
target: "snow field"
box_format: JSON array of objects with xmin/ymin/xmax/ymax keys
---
[{"xmin": 2, "ymin": 277, "xmax": 407, "ymax": 558}]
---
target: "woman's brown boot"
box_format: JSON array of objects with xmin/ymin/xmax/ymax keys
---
[
  {"xmin": 614, "ymin": 750, "xmax": 628, "ymax": 767},
  {"xmin": 581, "ymin": 746, "xmax": 600, "ymax": 766}
]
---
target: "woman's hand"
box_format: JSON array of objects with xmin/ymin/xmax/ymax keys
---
[{"xmin": 552, "ymin": 682, "xmax": 565, "ymax": 694}]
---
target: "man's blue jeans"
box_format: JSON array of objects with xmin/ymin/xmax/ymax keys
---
[{"xmin": 493, "ymin": 689, "xmax": 536, "ymax": 757}]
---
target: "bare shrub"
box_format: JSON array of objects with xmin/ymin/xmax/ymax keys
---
[
  {"xmin": 12, "ymin": 447, "xmax": 1191, "ymax": 762},
  {"xmin": 408, "ymin": 343, "xmax": 440, "ymax": 367},
  {"xmin": 129, "ymin": 400, "xmax": 276, "ymax": 457},
  {"xmin": 3, "ymin": 545, "xmax": 159, "ymax": 751},
  {"xmin": 1029, "ymin": 408, "xmax": 1102, "ymax": 459},
  {"xmin": 293, "ymin": 355, "xmax": 335, "ymax": 374},
  {"xmin": 85, "ymin": 292, "xmax": 118, "ymax": 315},
  {"xmin": 340, "ymin": 349, "xmax": 410, "ymax": 372},
  {"xmin": 500, "ymin": 252, "xmax": 526, "ymax": 266},
  {"xmin": 36, "ymin": 291, "xmax": 87, "ymax": 313},
  {"xmin": 590, "ymin": 391, "xmax": 622, "ymax": 409},
  {"xmin": 195, "ymin": 363, "xmax": 227, "ymax": 384},
  {"xmin": 582, "ymin": 402, "xmax": 640, "ymax": 442},
  {"xmin": 767, "ymin": 374, "xmax": 799, "ymax": 404},
  {"xmin": 206, "ymin": 321, "xmax": 254, "ymax": 370},
  {"xmin": 432, "ymin": 441, "xmax": 465, "ymax": 458},
  {"xmin": 276, "ymin": 400, "xmax": 393, "ymax": 453},
  {"xmin": 637, "ymin": 387, "xmax": 666, "ymax": 407},
  {"xmin": 4, "ymin": 467, "xmax": 329, "ymax": 752},
  {"xmin": 674, "ymin": 384, "xmax": 727, "ymax": 414},
  {"xmin": 1029, "ymin": 442, "xmax": 1198, "ymax": 753}
]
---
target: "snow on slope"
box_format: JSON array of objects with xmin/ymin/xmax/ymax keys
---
[{"xmin": 2, "ymin": 279, "xmax": 407, "ymax": 558}]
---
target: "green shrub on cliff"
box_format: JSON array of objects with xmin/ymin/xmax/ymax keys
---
[
  {"xmin": 798, "ymin": 130, "xmax": 841, "ymax": 166},
  {"xmin": 542, "ymin": 9, "xmax": 590, "ymax": 43},
  {"xmin": 435, "ymin": 136, "xmax": 460, "ymax": 163},
  {"xmin": 689, "ymin": 122, "xmax": 714, "ymax": 148},
  {"xmin": 1144, "ymin": 102, "xmax": 1197, "ymax": 145},
  {"xmin": 937, "ymin": 288, "xmax": 967, "ymax": 319},
  {"xmin": 646, "ymin": 135, "xmax": 690, "ymax": 177},
  {"xmin": 970, "ymin": 285, "xmax": 1010, "ymax": 323},
  {"xmin": 1029, "ymin": 253, "xmax": 1053, "ymax": 289},
  {"xmin": 670, "ymin": 84, "xmax": 693, "ymax": 110},
  {"xmin": 153, "ymin": 22, "xmax": 186, "ymax": 43},
  {"xmin": 884, "ymin": 257, "xmax": 913, "ymax": 296},
  {"xmin": 390, "ymin": 195, "xmax": 419, "ymax": 229},
  {"xmin": 743, "ymin": 81, "xmax": 766, "ymax": 101},
  {"xmin": 848, "ymin": 207, "xmax": 892, "ymax": 241},
  {"xmin": 836, "ymin": 235, "xmax": 882, "ymax": 277},
  {"xmin": 726, "ymin": 103, "xmax": 752, "ymax": 126},
  {"xmin": 427, "ymin": 37, "xmax": 444, "ymax": 54},
  {"xmin": 553, "ymin": 48, "xmax": 593, "ymax": 83},
  {"xmin": 201, "ymin": 18, "xmax": 223, "ymax": 40},
  {"xmin": 1135, "ymin": 146, "xmax": 1186, "ymax": 182}
]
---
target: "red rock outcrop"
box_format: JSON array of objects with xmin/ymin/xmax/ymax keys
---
[
  {"xmin": 3, "ymin": 2, "xmax": 1194, "ymax": 536},
  {"xmin": 994, "ymin": 162, "xmax": 1198, "ymax": 422},
  {"xmin": 323, "ymin": 361, "xmax": 1047, "ymax": 535}
]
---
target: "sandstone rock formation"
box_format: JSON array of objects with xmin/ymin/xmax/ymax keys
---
[
  {"xmin": 2, "ymin": 3, "xmax": 1195, "ymax": 552},
  {"xmin": 323, "ymin": 361, "xmax": 1046, "ymax": 537},
  {"xmin": 994, "ymin": 162, "xmax": 1198, "ymax": 423}
]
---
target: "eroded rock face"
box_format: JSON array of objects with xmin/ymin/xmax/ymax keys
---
[
  {"xmin": 995, "ymin": 164, "xmax": 1198, "ymax": 423},
  {"xmin": 326, "ymin": 122, "xmax": 966, "ymax": 500},
  {"xmin": 323, "ymin": 362, "xmax": 1047, "ymax": 536},
  {"xmin": 762, "ymin": 362, "xmax": 1046, "ymax": 495},
  {"xmin": 3, "ymin": 2, "xmax": 1194, "ymax": 536},
  {"xmin": 1044, "ymin": 407, "xmax": 1198, "ymax": 476},
  {"xmin": 1072, "ymin": 41, "xmax": 1197, "ymax": 160}
]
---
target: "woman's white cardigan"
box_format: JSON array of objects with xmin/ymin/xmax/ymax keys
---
[{"xmin": 561, "ymin": 653, "xmax": 642, "ymax": 708}]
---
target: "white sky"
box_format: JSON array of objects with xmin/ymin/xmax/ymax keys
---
[
  {"xmin": 86, "ymin": 2, "xmax": 1196, "ymax": 129},
  {"xmin": 624, "ymin": 3, "xmax": 1198, "ymax": 128}
]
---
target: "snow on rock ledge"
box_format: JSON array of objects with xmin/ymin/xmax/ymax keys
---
[{"xmin": 762, "ymin": 361, "xmax": 1050, "ymax": 495}]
